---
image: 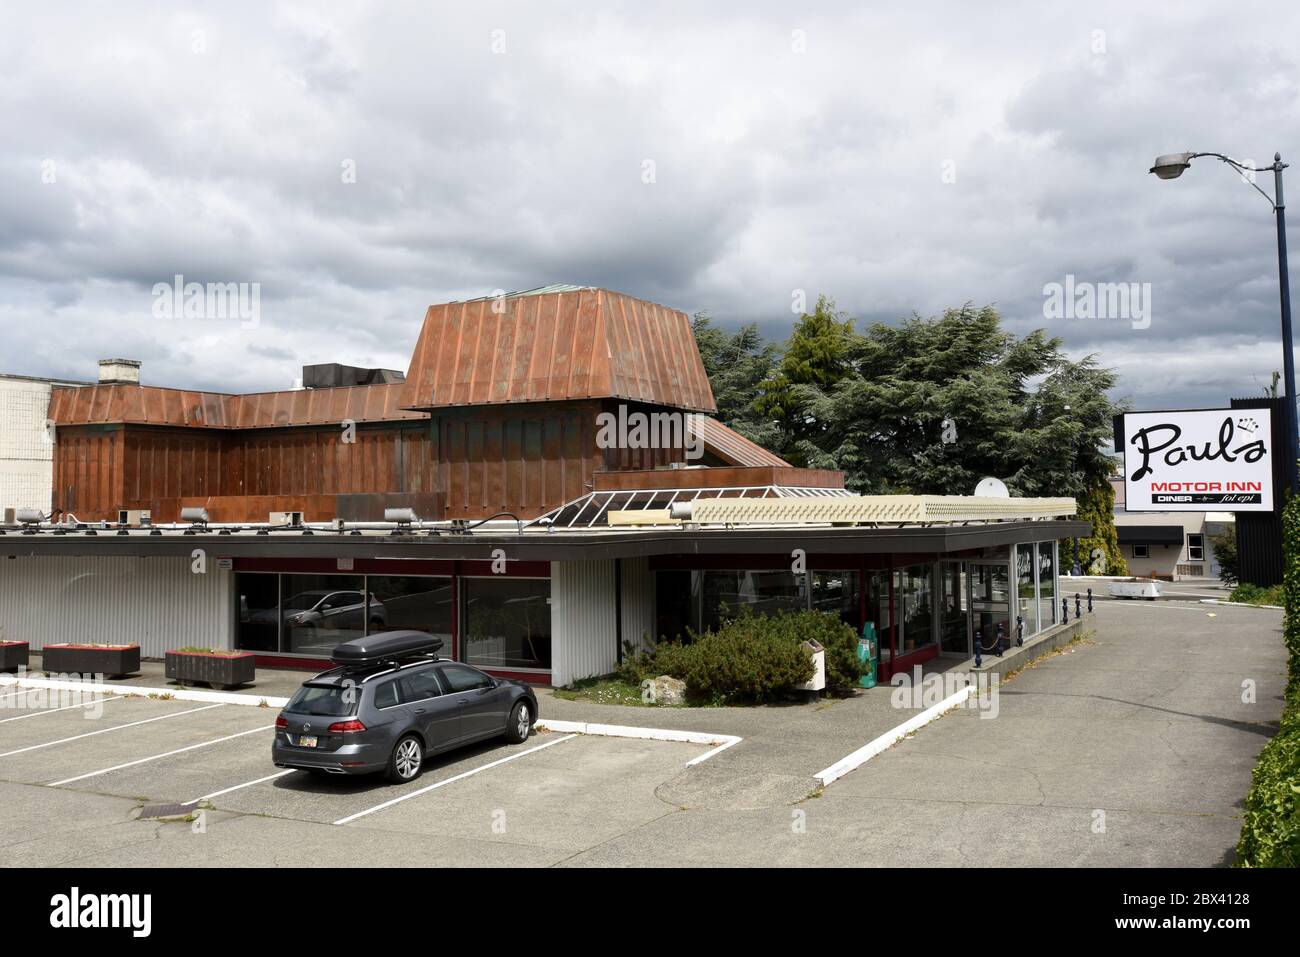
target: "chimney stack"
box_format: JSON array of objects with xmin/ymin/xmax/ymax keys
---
[{"xmin": 98, "ymin": 358, "xmax": 141, "ymax": 385}]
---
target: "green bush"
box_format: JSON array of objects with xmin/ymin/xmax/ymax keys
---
[
  {"xmin": 613, "ymin": 609, "xmax": 863, "ymax": 703},
  {"xmin": 1236, "ymin": 496, "xmax": 1300, "ymax": 866},
  {"xmin": 1229, "ymin": 583, "xmax": 1285, "ymax": 607}
]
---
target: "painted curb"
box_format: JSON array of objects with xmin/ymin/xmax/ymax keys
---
[
  {"xmin": 0, "ymin": 674, "xmax": 289, "ymax": 708},
  {"xmin": 814, "ymin": 684, "xmax": 973, "ymax": 787},
  {"xmin": 534, "ymin": 718, "xmax": 742, "ymax": 765},
  {"xmin": 1199, "ymin": 599, "xmax": 1283, "ymax": 610}
]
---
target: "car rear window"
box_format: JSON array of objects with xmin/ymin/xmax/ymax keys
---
[{"xmin": 286, "ymin": 683, "xmax": 358, "ymax": 717}]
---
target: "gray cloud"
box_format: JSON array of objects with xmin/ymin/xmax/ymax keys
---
[{"xmin": 1, "ymin": 1, "xmax": 1298, "ymax": 412}]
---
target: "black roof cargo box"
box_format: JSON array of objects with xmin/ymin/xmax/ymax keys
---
[{"xmin": 331, "ymin": 630, "xmax": 444, "ymax": 667}]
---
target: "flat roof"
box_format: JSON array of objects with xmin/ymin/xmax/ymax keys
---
[{"xmin": 0, "ymin": 520, "xmax": 1089, "ymax": 562}]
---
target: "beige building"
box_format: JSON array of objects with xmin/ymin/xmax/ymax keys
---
[
  {"xmin": 0, "ymin": 372, "xmax": 88, "ymax": 517},
  {"xmin": 1110, "ymin": 477, "xmax": 1232, "ymax": 580}
]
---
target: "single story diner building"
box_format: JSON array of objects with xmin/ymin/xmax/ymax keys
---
[{"xmin": 0, "ymin": 286, "xmax": 1088, "ymax": 685}]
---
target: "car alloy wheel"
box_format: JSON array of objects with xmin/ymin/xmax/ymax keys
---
[
  {"xmin": 393, "ymin": 737, "xmax": 421, "ymax": 781},
  {"xmin": 515, "ymin": 703, "xmax": 531, "ymax": 739}
]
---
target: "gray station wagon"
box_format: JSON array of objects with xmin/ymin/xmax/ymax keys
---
[{"xmin": 272, "ymin": 631, "xmax": 539, "ymax": 782}]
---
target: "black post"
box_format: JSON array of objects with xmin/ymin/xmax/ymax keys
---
[
  {"xmin": 974, "ymin": 629, "xmax": 982, "ymax": 668},
  {"xmin": 1274, "ymin": 154, "xmax": 1299, "ymax": 498},
  {"xmin": 1087, "ymin": 587, "xmax": 1093, "ymax": 613}
]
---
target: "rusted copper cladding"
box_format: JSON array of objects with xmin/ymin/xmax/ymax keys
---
[
  {"xmin": 694, "ymin": 417, "xmax": 790, "ymax": 467},
  {"xmin": 400, "ymin": 288, "xmax": 717, "ymax": 413},
  {"xmin": 593, "ymin": 466, "xmax": 846, "ymax": 492}
]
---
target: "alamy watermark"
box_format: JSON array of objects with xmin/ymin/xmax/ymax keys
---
[
  {"xmin": 595, "ymin": 404, "xmax": 706, "ymax": 461},
  {"xmin": 1042, "ymin": 274, "xmax": 1151, "ymax": 330},
  {"xmin": 889, "ymin": 665, "xmax": 1000, "ymax": 719},
  {"xmin": 152, "ymin": 274, "xmax": 260, "ymax": 329}
]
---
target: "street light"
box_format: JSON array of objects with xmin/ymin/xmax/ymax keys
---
[{"xmin": 1150, "ymin": 150, "xmax": 1299, "ymax": 497}]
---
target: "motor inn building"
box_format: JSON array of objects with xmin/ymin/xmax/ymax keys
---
[{"xmin": 0, "ymin": 286, "xmax": 1088, "ymax": 685}]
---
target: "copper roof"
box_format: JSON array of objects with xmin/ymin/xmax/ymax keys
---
[
  {"xmin": 697, "ymin": 417, "xmax": 790, "ymax": 467},
  {"xmin": 400, "ymin": 287, "xmax": 716, "ymax": 413},
  {"xmin": 48, "ymin": 382, "xmax": 425, "ymax": 429}
]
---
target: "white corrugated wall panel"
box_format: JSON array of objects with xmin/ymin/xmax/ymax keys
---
[
  {"xmin": 619, "ymin": 556, "xmax": 656, "ymax": 652},
  {"xmin": 550, "ymin": 559, "xmax": 617, "ymax": 687},
  {"xmin": 0, "ymin": 555, "xmax": 233, "ymax": 658}
]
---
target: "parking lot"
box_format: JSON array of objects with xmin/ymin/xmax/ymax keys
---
[{"xmin": 0, "ymin": 688, "xmax": 710, "ymax": 866}]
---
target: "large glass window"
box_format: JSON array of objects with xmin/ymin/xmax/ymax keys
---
[
  {"xmin": 236, "ymin": 573, "xmax": 279, "ymax": 651},
  {"xmin": 811, "ymin": 570, "xmax": 861, "ymax": 632},
  {"xmin": 1038, "ymin": 541, "xmax": 1057, "ymax": 628},
  {"xmin": 462, "ymin": 578, "xmax": 552, "ymax": 670},
  {"xmin": 1016, "ymin": 544, "xmax": 1038, "ymax": 637},
  {"xmin": 367, "ymin": 576, "xmax": 453, "ymax": 650},
  {"xmin": 695, "ymin": 569, "xmax": 806, "ymax": 633},
  {"xmin": 280, "ymin": 574, "xmax": 369, "ymax": 655},
  {"xmin": 939, "ymin": 562, "xmax": 968, "ymax": 654}
]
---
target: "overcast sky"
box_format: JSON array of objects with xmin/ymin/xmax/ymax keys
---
[{"xmin": 2, "ymin": 2, "xmax": 1298, "ymax": 411}]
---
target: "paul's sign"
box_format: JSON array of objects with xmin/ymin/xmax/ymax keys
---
[{"xmin": 1121, "ymin": 409, "xmax": 1273, "ymax": 512}]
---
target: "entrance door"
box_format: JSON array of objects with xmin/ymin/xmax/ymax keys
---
[
  {"xmin": 970, "ymin": 562, "xmax": 1011, "ymax": 653},
  {"xmin": 939, "ymin": 562, "xmax": 969, "ymax": 655}
]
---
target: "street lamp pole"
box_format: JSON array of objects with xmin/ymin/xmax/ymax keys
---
[
  {"xmin": 1272, "ymin": 155, "xmax": 1299, "ymax": 498},
  {"xmin": 1149, "ymin": 150, "xmax": 1300, "ymax": 497}
]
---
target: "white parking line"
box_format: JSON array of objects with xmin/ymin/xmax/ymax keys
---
[
  {"xmin": 333, "ymin": 733, "xmax": 578, "ymax": 826},
  {"xmin": 0, "ymin": 695, "xmax": 126, "ymax": 724},
  {"xmin": 0, "ymin": 703, "xmax": 223, "ymax": 758},
  {"xmin": 48, "ymin": 723, "xmax": 277, "ymax": 786},
  {"xmin": 184, "ymin": 769, "xmax": 295, "ymax": 806}
]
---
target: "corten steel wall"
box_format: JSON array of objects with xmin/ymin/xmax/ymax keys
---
[
  {"xmin": 0, "ymin": 555, "xmax": 233, "ymax": 657},
  {"xmin": 51, "ymin": 426, "xmax": 125, "ymax": 519}
]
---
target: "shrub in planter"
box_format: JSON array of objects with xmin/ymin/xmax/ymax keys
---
[
  {"xmin": 0, "ymin": 640, "xmax": 29, "ymax": 672},
  {"xmin": 165, "ymin": 648, "xmax": 256, "ymax": 689},
  {"xmin": 41, "ymin": 643, "xmax": 140, "ymax": 679},
  {"xmin": 652, "ymin": 610, "xmax": 814, "ymax": 703}
]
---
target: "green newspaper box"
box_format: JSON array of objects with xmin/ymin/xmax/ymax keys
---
[{"xmin": 858, "ymin": 621, "xmax": 879, "ymax": 689}]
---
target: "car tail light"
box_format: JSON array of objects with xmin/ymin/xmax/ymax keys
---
[
  {"xmin": 275, "ymin": 715, "xmax": 288, "ymax": 729},
  {"xmin": 328, "ymin": 719, "xmax": 366, "ymax": 734}
]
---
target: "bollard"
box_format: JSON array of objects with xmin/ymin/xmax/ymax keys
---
[
  {"xmin": 1087, "ymin": 587, "xmax": 1093, "ymax": 613},
  {"xmin": 1016, "ymin": 614, "xmax": 1024, "ymax": 647},
  {"xmin": 995, "ymin": 621, "xmax": 1004, "ymax": 657},
  {"xmin": 1062, "ymin": 596, "xmax": 1069, "ymax": 623},
  {"xmin": 974, "ymin": 628, "xmax": 982, "ymax": 668},
  {"xmin": 1075, "ymin": 593, "xmax": 1082, "ymax": 619}
]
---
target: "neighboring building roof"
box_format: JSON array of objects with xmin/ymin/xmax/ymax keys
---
[
  {"xmin": 400, "ymin": 287, "xmax": 716, "ymax": 413},
  {"xmin": 697, "ymin": 417, "xmax": 789, "ymax": 467},
  {"xmin": 47, "ymin": 382, "xmax": 426, "ymax": 429}
]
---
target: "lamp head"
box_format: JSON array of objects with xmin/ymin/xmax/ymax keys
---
[{"xmin": 1150, "ymin": 152, "xmax": 1195, "ymax": 180}]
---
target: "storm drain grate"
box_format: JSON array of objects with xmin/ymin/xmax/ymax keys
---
[{"xmin": 138, "ymin": 803, "xmax": 194, "ymax": 819}]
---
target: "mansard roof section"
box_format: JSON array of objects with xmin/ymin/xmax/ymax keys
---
[{"xmin": 400, "ymin": 287, "xmax": 717, "ymax": 413}]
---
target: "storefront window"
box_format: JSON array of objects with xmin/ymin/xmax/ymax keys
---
[
  {"xmin": 462, "ymin": 577, "xmax": 551, "ymax": 670},
  {"xmin": 811, "ymin": 570, "xmax": 861, "ymax": 631},
  {"xmin": 695, "ymin": 569, "xmax": 806, "ymax": 633},
  {"xmin": 280, "ymin": 574, "xmax": 369, "ymax": 655},
  {"xmin": 1038, "ymin": 541, "xmax": 1057, "ymax": 628},
  {"xmin": 1017, "ymin": 544, "xmax": 1038, "ymax": 637},
  {"xmin": 939, "ymin": 562, "xmax": 968, "ymax": 654},
  {"xmin": 236, "ymin": 573, "xmax": 279, "ymax": 652},
  {"xmin": 366, "ymin": 576, "xmax": 453, "ymax": 650},
  {"xmin": 898, "ymin": 564, "xmax": 935, "ymax": 654}
]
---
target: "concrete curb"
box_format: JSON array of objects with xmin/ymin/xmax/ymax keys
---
[
  {"xmin": 1199, "ymin": 598, "xmax": 1284, "ymax": 611},
  {"xmin": 814, "ymin": 685, "xmax": 973, "ymax": 787},
  {"xmin": 0, "ymin": 674, "xmax": 289, "ymax": 708},
  {"xmin": 534, "ymin": 718, "xmax": 742, "ymax": 766}
]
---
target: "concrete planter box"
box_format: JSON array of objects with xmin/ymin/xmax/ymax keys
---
[
  {"xmin": 1107, "ymin": 579, "xmax": 1163, "ymax": 600},
  {"xmin": 42, "ymin": 644, "xmax": 141, "ymax": 679},
  {"xmin": 165, "ymin": 650, "xmax": 256, "ymax": 690},
  {"xmin": 0, "ymin": 641, "xmax": 29, "ymax": 672}
]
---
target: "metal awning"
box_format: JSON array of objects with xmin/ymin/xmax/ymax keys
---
[
  {"xmin": 527, "ymin": 485, "xmax": 858, "ymax": 529},
  {"xmin": 1116, "ymin": 525, "xmax": 1185, "ymax": 546}
]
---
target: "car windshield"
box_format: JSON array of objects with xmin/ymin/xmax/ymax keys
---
[{"xmin": 286, "ymin": 683, "xmax": 357, "ymax": 717}]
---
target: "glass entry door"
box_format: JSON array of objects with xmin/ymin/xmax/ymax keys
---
[
  {"xmin": 970, "ymin": 561, "xmax": 1011, "ymax": 652},
  {"xmin": 939, "ymin": 562, "xmax": 969, "ymax": 655}
]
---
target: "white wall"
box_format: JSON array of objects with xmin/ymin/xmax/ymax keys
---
[
  {"xmin": 0, "ymin": 377, "xmax": 57, "ymax": 515},
  {"xmin": 619, "ymin": 555, "xmax": 656, "ymax": 652},
  {"xmin": 550, "ymin": 559, "xmax": 618, "ymax": 686},
  {"xmin": 0, "ymin": 555, "xmax": 234, "ymax": 657}
]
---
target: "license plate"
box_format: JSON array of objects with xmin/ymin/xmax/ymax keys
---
[{"xmin": 297, "ymin": 735, "xmax": 318, "ymax": 748}]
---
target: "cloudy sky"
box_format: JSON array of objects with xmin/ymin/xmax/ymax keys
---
[{"xmin": 2, "ymin": 2, "xmax": 1298, "ymax": 410}]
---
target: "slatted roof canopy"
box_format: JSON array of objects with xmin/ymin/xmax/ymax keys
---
[
  {"xmin": 400, "ymin": 287, "xmax": 717, "ymax": 413},
  {"xmin": 530, "ymin": 484, "xmax": 856, "ymax": 529}
]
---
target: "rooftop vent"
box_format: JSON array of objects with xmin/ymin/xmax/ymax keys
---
[{"xmin": 98, "ymin": 358, "xmax": 141, "ymax": 385}]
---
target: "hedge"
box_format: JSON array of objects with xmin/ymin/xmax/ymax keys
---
[{"xmin": 1235, "ymin": 495, "xmax": 1300, "ymax": 866}]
